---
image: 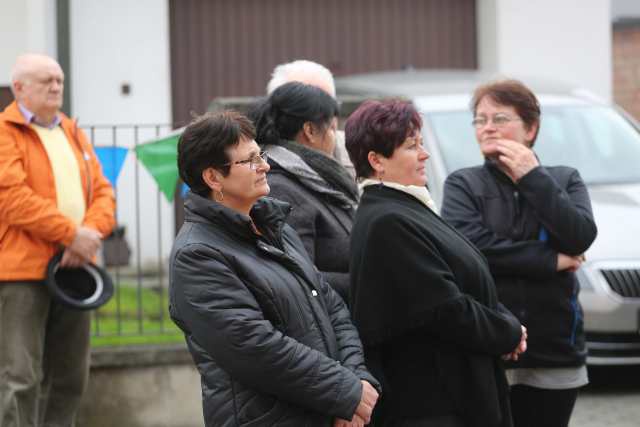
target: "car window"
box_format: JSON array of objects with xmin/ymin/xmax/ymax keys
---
[
  {"xmin": 428, "ymin": 105, "xmax": 640, "ymax": 184},
  {"xmin": 426, "ymin": 111, "xmax": 478, "ymax": 173}
]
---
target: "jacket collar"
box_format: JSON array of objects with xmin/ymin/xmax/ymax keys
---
[
  {"xmin": 484, "ymin": 158, "xmax": 516, "ymax": 186},
  {"xmin": 483, "ymin": 152, "xmax": 541, "ymax": 186},
  {"xmin": 2, "ymin": 101, "xmax": 30, "ymax": 125},
  {"xmin": 183, "ymin": 191, "xmax": 292, "ymax": 241},
  {"xmin": 2, "ymin": 100, "xmax": 69, "ymax": 129},
  {"xmin": 17, "ymin": 103, "xmax": 61, "ymax": 128},
  {"xmin": 360, "ymin": 178, "xmax": 438, "ymax": 213},
  {"xmin": 264, "ymin": 142, "xmax": 358, "ymax": 210}
]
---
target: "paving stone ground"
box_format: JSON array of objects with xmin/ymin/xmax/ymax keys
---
[{"xmin": 569, "ymin": 366, "xmax": 640, "ymax": 427}]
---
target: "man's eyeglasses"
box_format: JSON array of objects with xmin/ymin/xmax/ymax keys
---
[
  {"xmin": 471, "ymin": 113, "xmax": 522, "ymax": 128},
  {"xmin": 224, "ymin": 151, "xmax": 269, "ymax": 170}
]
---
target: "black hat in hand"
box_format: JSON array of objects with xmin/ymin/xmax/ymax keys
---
[{"xmin": 45, "ymin": 251, "xmax": 114, "ymax": 310}]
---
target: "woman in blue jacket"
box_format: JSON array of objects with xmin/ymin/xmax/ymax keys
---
[{"xmin": 442, "ymin": 79, "xmax": 598, "ymax": 427}]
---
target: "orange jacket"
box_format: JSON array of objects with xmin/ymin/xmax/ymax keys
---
[{"xmin": 0, "ymin": 101, "xmax": 116, "ymax": 281}]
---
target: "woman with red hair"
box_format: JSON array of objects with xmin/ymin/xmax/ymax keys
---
[{"xmin": 346, "ymin": 99, "xmax": 526, "ymax": 427}]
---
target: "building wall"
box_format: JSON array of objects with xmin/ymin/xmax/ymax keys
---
[
  {"xmin": 78, "ymin": 345, "xmax": 201, "ymax": 427},
  {"xmin": 0, "ymin": 0, "xmax": 28, "ymax": 86},
  {"xmin": 169, "ymin": 0, "xmax": 478, "ymax": 125},
  {"xmin": 478, "ymin": 0, "xmax": 612, "ymax": 101},
  {"xmin": 70, "ymin": 0, "xmax": 171, "ymax": 125},
  {"xmin": 70, "ymin": 0, "xmax": 174, "ymax": 266},
  {"xmin": 613, "ymin": 22, "xmax": 640, "ymax": 120},
  {"xmin": 0, "ymin": 0, "xmax": 56, "ymax": 94}
]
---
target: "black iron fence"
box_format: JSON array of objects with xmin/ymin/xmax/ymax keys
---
[{"xmin": 84, "ymin": 123, "xmax": 181, "ymax": 341}]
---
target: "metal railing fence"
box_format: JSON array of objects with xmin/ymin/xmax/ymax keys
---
[{"xmin": 84, "ymin": 123, "xmax": 180, "ymax": 339}]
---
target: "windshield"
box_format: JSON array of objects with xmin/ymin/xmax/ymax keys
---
[{"xmin": 428, "ymin": 105, "xmax": 640, "ymax": 184}]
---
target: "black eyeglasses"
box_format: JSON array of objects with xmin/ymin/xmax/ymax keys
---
[{"xmin": 223, "ymin": 151, "xmax": 269, "ymax": 170}]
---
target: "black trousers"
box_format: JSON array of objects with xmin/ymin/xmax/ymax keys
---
[
  {"xmin": 376, "ymin": 414, "xmax": 465, "ymax": 427},
  {"xmin": 510, "ymin": 384, "xmax": 580, "ymax": 427}
]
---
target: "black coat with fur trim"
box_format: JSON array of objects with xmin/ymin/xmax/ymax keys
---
[
  {"xmin": 350, "ymin": 184, "xmax": 521, "ymax": 427},
  {"xmin": 169, "ymin": 192, "xmax": 378, "ymax": 427}
]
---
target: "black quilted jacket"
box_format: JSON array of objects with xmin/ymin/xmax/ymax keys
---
[
  {"xmin": 442, "ymin": 161, "xmax": 597, "ymax": 368},
  {"xmin": 169, "ymin": 192, "xmax": 379, "ymax": 427}
]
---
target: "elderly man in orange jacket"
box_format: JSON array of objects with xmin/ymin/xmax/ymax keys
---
[{"xmin": 0, "ymin": 53, "xmax": 115, "ymax": 426}]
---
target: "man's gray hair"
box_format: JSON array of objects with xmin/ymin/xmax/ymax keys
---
[{"xmin": 266, "ymin": 59, "xmax": 336, "ymax": 97}]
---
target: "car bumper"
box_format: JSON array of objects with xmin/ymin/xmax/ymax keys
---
[{"xmin": 579, "ymin": 263, "xmax": 640, "ymax": 365}]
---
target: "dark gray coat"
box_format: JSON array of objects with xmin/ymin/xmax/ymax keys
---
[
  {"xmin": 169, "ymin": 193, "xmax": 378, "ymax": 427},
  {"xmin": 267, "ymin": 165, "xmax": 353, "ymax": 302}
]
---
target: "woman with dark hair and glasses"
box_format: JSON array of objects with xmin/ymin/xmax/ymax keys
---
[
  {"xmin": 169, "ymin": 111, "xmax": 379, "ymax": 427},
  {"xmin": 251, "ymin": 81, "xmax": 357, "ymax": 302},
  {"xmin": 346, "ymin": 99, "xmax": 526, "ymax": 427},
  {"xmin": 441, "ymin": 79, "xmax": 597, "ymax": 427}
]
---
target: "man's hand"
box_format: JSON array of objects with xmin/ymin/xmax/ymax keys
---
[
  {"xmin": 557, "ymin": 253, "xmax": 583, "ymax": 272},
  {"xmin": 60, "ymin": 247, "xmax": 87, "ymax": 268},
  {"xmin": 354, "ymin": 380, "xmax": 379, "ymax": 424},
  {"xmin": 67, "ymin": 226, "xmax": 102, "ymax": 263},
  {"xmin": 483, "ymin": 139, "xmax": 539, "ymax": 182}
]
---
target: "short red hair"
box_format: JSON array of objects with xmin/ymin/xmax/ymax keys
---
[{"xmin": 345, "ymin": 99, "xmax": 422, "ymax": 179}]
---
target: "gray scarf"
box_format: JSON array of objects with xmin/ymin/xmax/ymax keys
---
[{"xmin": 264, "ymin": 141, "xmax": 358, "ymax": 211}]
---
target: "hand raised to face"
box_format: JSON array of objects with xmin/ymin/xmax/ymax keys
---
[{"xmin": 483, "ymin": 139, "xmax": 539, "ymax": 182}]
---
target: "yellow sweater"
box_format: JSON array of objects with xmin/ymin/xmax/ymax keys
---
[{"xmin": 31, "ymin": 124, "xmax": 85, "ymax": 225}]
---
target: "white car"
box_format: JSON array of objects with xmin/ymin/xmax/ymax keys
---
[{"xmin": 337, "ymin": 70, "xmax": 640, "ymax": 365}]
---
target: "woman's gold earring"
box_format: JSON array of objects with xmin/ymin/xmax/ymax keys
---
[
  {"xmin": 378, "ymin": 170, "xmax": 385, "ymax": 183},
  {"xmin": 214, "ymin": 189, "xmax": 224, "ymax": 202}
]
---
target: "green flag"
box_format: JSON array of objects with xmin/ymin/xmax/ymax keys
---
[{"xmin": 134, "ymin": 132, "xmax": 182, "ymax": 202}]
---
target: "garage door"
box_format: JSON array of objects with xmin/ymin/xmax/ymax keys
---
[{"xmin": 169, "ymin": 0, "xmax": 477, "ymax": 125}]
